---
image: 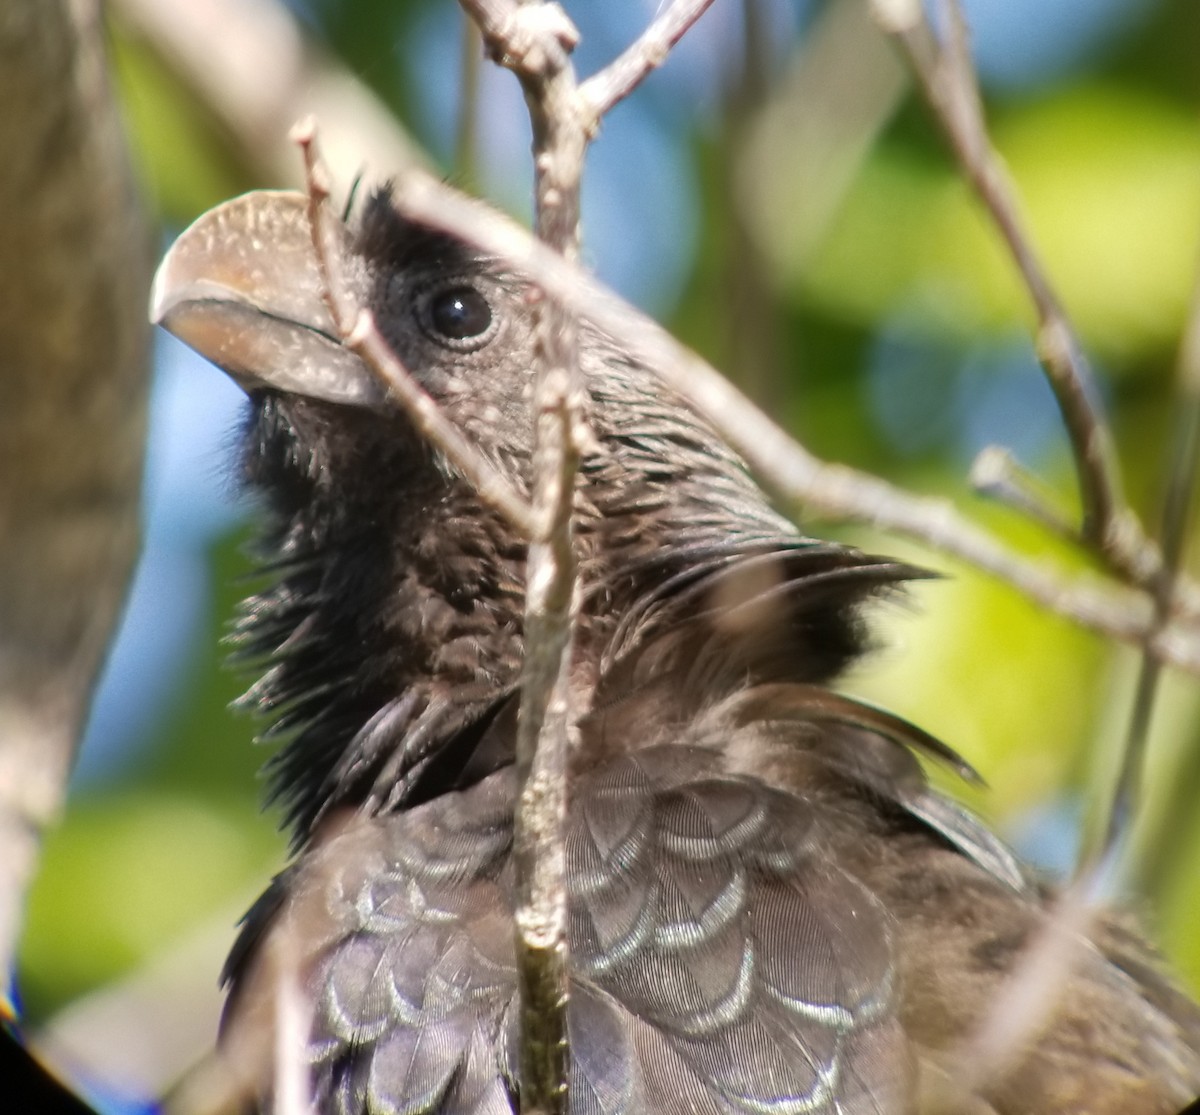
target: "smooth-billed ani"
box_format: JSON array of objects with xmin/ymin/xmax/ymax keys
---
[{"xmin": 152, "ymin": 188, "xmax": 1200, "ymax": 1115}]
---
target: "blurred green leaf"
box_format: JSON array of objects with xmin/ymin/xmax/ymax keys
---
[
  {"xmin": 109, "ymin": 28, "xmax": 250, "ymax": 224},
  {"xmin": 770, "ymin": 84, "xmax": 1200, "ymax": 364},
  {"xmin": 20, "ymin": 792, "xmax": 281, "ymax": 1016},
  {"xmin": 850, "ymin": 548, "xmax": 1104, "ymax": 819}
]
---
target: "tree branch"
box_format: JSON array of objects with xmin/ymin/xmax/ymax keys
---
[
  {"xmin": 1083, "ymin": 246, "xmax": 1200, "ymax": 876},
  {"xmin": 373, "ymin": 165, "xmax": 1200, "ymax": 674},
  {"xmin": 0, "ymin": 0, "xmax": 150, "ymax": 984},
  {"xmin": 452, "ymin": 3, "xmax": 728, "ymax": 1109}
]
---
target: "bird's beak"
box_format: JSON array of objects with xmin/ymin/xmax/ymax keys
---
[{"xmin": 151, "ymin": 190, "xmax": 384, "ymax": 407}]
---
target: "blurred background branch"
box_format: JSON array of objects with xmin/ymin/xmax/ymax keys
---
[
  {"xmin": 114, "ymin": 0, "xmax": 428, "ymax": 198},
  {"xmin": 0, "ymin": 0, "xmax": 150, "ymax": 987}
]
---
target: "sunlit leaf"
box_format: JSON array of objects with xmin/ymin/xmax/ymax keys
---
[{"xmin": 20, "ymin": 794, "xmax": 281, "ymax": 1014}]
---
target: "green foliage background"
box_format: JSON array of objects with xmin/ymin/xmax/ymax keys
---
[{"xmin": 18, "ymin": 0, "xmax": 1200, "ymax": 1077}]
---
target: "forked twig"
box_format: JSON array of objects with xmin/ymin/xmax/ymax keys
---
[
  {"xmin": 865, "ymin": 0, "xmax": 1200, "ymax": 896},
  {"xmin": 459, "ymin": 3, "xmax": 586, "ymax": 1112},
  {"xmin": 871, "ymin": 0, "xmax": 1137, "ymax": 565},
  {"xmin": 579, "ymin": 0, "xmax": 719, "ymax": 121}
]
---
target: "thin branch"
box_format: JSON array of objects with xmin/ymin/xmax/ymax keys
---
[
  {"xmin": 1125, "ymin": 269, "xmax": 1200, "ymax": 899},
  {"xmin": 871, "ymin": 0, "xmax": 1164, "ymax": 593},
  {"xmin": 374, "ymin": 165, "xmax": 1200, "ymax": 674},
  {"xmin": 273, "ymin": 937, "xmax": 315, "ymax": 1115},
  {"xmin": 1085, "ymin": 252, "xmax": 1200, "ymax": 875},
  {"xmin": 867, "ymin": 0, "xmax": 1200, "ymax": 893},
  {"xmin": 450, "ymin": 4, "xmax": 733, "ymax": 1107},
  {"xmin": 578, "ymin": 0, "xmax": 720, "ymax": 122},
  {"xmin": 970, "ymin": 446, "xmax": 1080, "ymax": 542},
  {"xmin": 292, "ymin": 119, "xmax": 536, "ymax": 540},
  {"xmin": 948, "ymin": 857, "xmax": 1114, "ymax": 1101},
  {"xmin": 457, "ymin": 2, "xmax": 591, "ymax": 1111},
  {"xmin": 348, "ymin": 308, "xmax": 538, "ymax": 538}
]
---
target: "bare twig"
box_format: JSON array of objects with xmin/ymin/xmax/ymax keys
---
[
  {"xmin": 970, "ymin": 446, "xmax": 1079, "ymax": 542},
  {"xmin": 1124, "ymin": 268, "xmax": 1200, "ymax": 897},
  {"xmin": 1085, "ymin": 255, "xmax": 1200, "ymax": 876},
  {"xmin": 865, "ymin": 0, "xmax": 1200, "ymax": 902},
  {"xmin": 948, "ymin": 857, "xmax": 1113, "ymax": 1101},
  {"xmin": 871, "ymin": 0, "xmax": 1164, "ymax": 593},
  {"xmin": 449, "ymin": 4, "xmax": 732, "ymax": 1110},
  {"xmin": 292, "ymin": 120, "xmax": 536, "ymax": 539},
  {"xmin": 273, "ymin": 937, "xmax": 315, "ymax": 1115},
  {"xmin": 457, "ymin": 2, "xmax": 590, "ymax": 1111},
  {"xmin": 578, "ymin": 0, "xmax": 719, "ymax": 122}
]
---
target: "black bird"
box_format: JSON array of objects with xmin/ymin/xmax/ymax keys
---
[{"xmin": 152, "ymin": 188, "xmax": 1200, "ymax": 1115}]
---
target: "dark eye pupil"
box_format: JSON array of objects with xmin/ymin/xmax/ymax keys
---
[{"xmin": 430, "ymin": 286, "xmax": 492, "ymax": 340}]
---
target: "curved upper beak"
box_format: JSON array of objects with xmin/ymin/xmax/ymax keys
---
[{"xmin": 151, "ymin": 190, "xmax": 384, "ymax": 407}]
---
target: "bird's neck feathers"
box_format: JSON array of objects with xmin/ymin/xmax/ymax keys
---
[
  {"xmin": 231, "ymin": 392, "xmax": 526, "ymax": 841},
  {"xmin": 232, "ymin": 385, "xmax": 918, "ymax": 845}
]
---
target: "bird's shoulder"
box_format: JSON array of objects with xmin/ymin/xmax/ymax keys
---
[{"xmin": 218, "ymin": 725, "xmax": 1004, "ymax": 1115}]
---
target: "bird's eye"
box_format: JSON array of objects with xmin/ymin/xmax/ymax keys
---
[{"xmin": 423, "ymin": 284, "xmax": 496, "ymax": 350}]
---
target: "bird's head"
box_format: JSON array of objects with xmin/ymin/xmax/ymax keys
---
[{"xmin": 151, "ymin": 187, "xmax": 547, "ymax": 469}]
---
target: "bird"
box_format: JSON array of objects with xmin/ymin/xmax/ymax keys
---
[{"xmin": 152, "ymin": 185, "xmax": 1200, "ymax": 1115}]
